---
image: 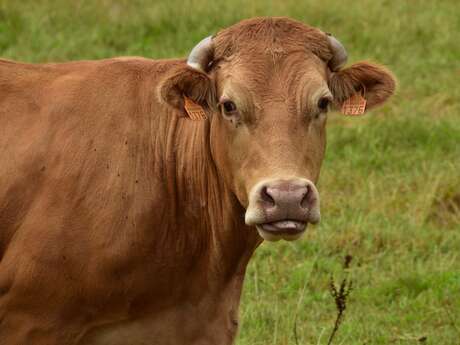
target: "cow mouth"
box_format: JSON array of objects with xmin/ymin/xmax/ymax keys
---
[{"xmin": 256, "ymin": 220, "xmax": 308, "ymax": 242}]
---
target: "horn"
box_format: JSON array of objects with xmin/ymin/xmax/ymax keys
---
[
  {"xmin": 187, "ymin": 36, "xmax": 215, "ymax": 73},
  {"xmin": 326, "ymin": 33, "xmax": 348, "ymax": 71}
]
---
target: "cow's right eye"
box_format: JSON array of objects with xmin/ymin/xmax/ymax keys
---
[{"xmin": 222, "ymin": 101, "xmax": 237, "ymax": 114}]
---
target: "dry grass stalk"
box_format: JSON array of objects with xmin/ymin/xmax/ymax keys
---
[{"xmin": 327, "ymin": 255, "xmax": 354, "ymax": 345}]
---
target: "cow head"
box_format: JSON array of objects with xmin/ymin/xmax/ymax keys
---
[{"xmin": 159, "ymin": 18, "xmax": 396, "ymax": 241}]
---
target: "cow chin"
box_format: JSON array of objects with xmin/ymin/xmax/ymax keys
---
[{"xmin": 256, "ymin": 223, "xmax": 308, "ymax": 242}]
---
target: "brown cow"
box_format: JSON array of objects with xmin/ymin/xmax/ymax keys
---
[{"xmin": 0, "ymin": 17, "xmax": 395, "ymax": 344}]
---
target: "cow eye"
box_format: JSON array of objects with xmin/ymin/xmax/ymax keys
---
[
  {"xmin": 317, "ymin": 97, "xmax": 330, "ymax": 112},
  {"xmin": 222, "ymin": 101, "xmax": 237, "ymax": 115}
]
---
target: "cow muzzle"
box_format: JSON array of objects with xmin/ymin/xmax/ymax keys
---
[{"xmin": 245, "ymin": 179, "xmax": 320, "ymax": 241}]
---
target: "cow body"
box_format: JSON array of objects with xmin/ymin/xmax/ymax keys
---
[
  {"xmin": 0, "ymin": 17, "xmax": 395, "ymax": 345},
  {"xmin": 0, "ymin": 58, "xmax": 259, "ymax": 344}
]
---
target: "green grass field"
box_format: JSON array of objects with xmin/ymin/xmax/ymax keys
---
[{"xmin": 1, "ymin": 1, "xmax": 459, "ymax": 344}]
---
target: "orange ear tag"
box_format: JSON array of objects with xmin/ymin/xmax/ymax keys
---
[
  {"xmin": 183, "ymin": 96, "xmax": 207, "ymax": 120},
  {"xmin": 341, "ymin": 93, "xmax": 367, "ymax": 116}
]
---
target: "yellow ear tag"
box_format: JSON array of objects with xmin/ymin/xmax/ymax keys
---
[
  {"xmin": 341, "ymin": 93, "xmax": 367, "ymax": 116},
  {"xmin": 184, "ymin": 96, "xmax": 207, "ymax": 120}
]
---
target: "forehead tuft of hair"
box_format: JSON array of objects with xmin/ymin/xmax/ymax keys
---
[{"xmin": 213, "ymin": 17, "xmax": 333, "ymax": 63}]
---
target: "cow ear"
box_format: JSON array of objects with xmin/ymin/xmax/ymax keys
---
[
  {"xmin": 329, "ymin": 62, "xmax": 396, "ymax": 111},
  {"xmin": 157, "ymin": 64, "xmax": 215, "ymax": 117}
]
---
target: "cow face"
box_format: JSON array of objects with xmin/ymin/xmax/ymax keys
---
[{"xmin": 159, "ymin": 18, "xmax": 396, "ymax": 241}]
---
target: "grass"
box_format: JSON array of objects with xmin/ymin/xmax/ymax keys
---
[{"xmin": 1, "ymin": 0, "xmax": 459, "ymax": 344}]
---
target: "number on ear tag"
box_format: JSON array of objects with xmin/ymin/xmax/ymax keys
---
[
  {"xmin": 184, "ymin": 96, "xmax": 207, "ymax": 120},
  {"xmin": 341, "ymin": 93, "xmax": 367, "ymax": 115}
]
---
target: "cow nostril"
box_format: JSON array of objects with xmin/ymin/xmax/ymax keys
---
[
  {"xmin": 300, "ymin": 185, "xmax": 311, "ymax": 209},
  {"xmin": 260, "ymin": 186, "xmax": 276, "ymax": 207}
]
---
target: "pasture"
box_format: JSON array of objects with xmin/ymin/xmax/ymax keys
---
[{"xmin": 1, "ymin": 0, "xmax": 459, "ymax": 344}]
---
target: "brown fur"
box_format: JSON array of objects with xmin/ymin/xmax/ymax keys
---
[
  {"xmin": 213, "ymin": 17, "xmax": 333, "ymax": 63},
  {"xmin": 0, "ymin": 17, "xmax": 395, "ymax": 345}
]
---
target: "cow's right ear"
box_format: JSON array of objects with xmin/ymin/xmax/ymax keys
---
[{"xmin": 157, "ymin": 64, "xmax": 215, "ymax": 117}]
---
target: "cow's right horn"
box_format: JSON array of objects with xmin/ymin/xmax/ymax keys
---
[
  {"xmin": 326, "ymin": 33, "xmax": 347, "ymax": 71},
  {"xmin": 187, "ymin": 36, "xmax": 215, "ymax": 73}
]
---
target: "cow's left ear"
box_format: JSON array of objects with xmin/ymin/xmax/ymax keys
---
[
  {"xmin": 157, "ymin": 64, "xmax": 215, "ymax": 116},
  {"xmin": 329, "ymin": 61, "xmax": 396, "ymax": 111}
]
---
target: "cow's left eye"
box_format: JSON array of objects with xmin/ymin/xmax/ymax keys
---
[{"xmin": 317, "ymin": 97, "xmax": 330, "ymax": 112}]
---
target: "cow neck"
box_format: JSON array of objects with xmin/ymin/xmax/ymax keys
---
[{"xmin": 158, "ymin": 113, "xmax": 261, "ymax": 281}]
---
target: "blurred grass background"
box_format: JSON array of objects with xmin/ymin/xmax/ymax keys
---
[{"xmin": 1, "ymin": 0, "xmax": 459, "ymax": 344}]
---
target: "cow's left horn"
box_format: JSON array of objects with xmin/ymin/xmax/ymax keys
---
[
  {"xmin": 326, "ymin": 33, "xmax": 347, "ymax": 71},
  {"xmin": 187, "ymin": 36, "xmax": 214, "ymax": 73}
]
